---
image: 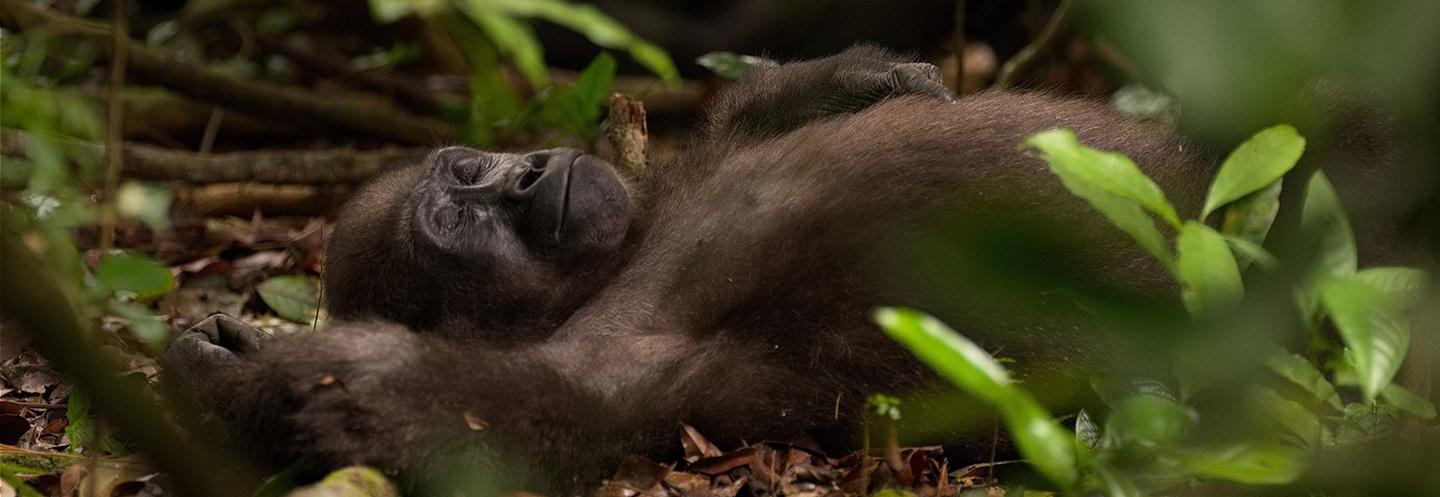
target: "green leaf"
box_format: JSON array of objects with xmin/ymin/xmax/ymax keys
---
[
  {"xmin": 1299, "ymin": 172, "xmax": 1356, "ymax": 279},
  {"xmin": 1219, "ymin": 180, "xmax": 1282, "ymax": 269},
  {"xmin": 1176, "ymin": 222, "xmax": 1244, "ymax": 315},
  {"xmin": 1222, "ymin": 234, "xmax": 1279, "ymax": 272},
  {"xmin": 367, "ymin": 0, "xmax": 418, "ymax": 23},
  {"xmin": 696, "ymin": 51, "xmax": 773, "ymax": 80},
  {"xmin": 874, "ymin": 308, "xmax": 1079, "ymax": 488},
  {"xmin": 0, "ymin": 471, "xmax": 45, "ymax": 497},
  {"xmin": 1264, "ymin": 350, "xmax": 1343, "ymax": 411},
  {"xmin": 108, "ymin": 301, "xmax": 170, "ymax": 347},
  {"xmin": 257, "ymin": 275, "xmax": 320, "ymax": 324},
  {"xmin": 1105, "ymin": 394, "xmax": 1197, "ymax": 448},
  {"xmin": 461, "ymin": 6, "xmax": 550, "ymax": 88},
  {"xmin": 478, "ymin": 0, "xmax": 678, "ymax": 82},
  {"xmin": 1023, "ymin": 131, "xmax": 1176, "ymax": 272},
  {"xmin": 95, "ymin": 252, "xmax": 174, "ymax": 301},
  {"xmin": 1201, "ymin": 125, "xmax": 1305, "ymax": 218},
  {"xmin": 1024, "ymin": 129, "xmax": 1181, "ymax": 229},
  {"xmin": 874, "ymin": 308, "xmax": 1014, "ymax": 404},
  {"xmin": 1354, "ymin": 267, "xmax": 1429, "ymax": 306},
  {"xmin": 1246, "ymin": 386, "xmax": 1329, "ymax": 448},
  {"xmin": 1379, "ymin": 383, "xmax": 1437, "ymax": 420},
  {"xmin": 627, "ymin": 41, "xmax": 679, "ymax": 83},
  {"xmin": 1321, "ymin": 276, "xmax": 1409, "ymax": 402},
  {"xmin": 1090, "ymin": 461, "xmax": 1142, "ymax": 497},
  {"xmin": 1176, "ymin": 442, "xmax": 1305, "ymax": 485}
]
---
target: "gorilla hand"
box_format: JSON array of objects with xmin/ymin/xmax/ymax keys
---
[
  {"xmin": 704, "ymin": 44, "xmax": 954, "ymax": 139},
  {"xmin": 167, "ymin": 314, "xmax": 271, "ymax": 385}
]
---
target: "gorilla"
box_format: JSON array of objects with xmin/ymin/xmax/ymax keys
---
[{"xmin": 167, "ymin": 46, "xmax": 1216, "ymax": 493}]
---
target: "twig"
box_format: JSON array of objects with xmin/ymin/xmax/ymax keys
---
[
  {"xmin": 0, "ymin": 0, "xmax": 457, "ymax": 145},
  {"xmin": 98, "ymin": 0, "xmax": 127, "ymax": 251},
  {"xmin": 605, "ymin": 93, "xmax": 648, "ymax": 177},
  {"xmin": 2, "ymin": 129, "xmax": 424, "ymax": 184},
  {"xmin": 952, "ymin": 0, "xmax": 966, "ymax": 95},
  {"xmin": 994, "ymin": 0, "xmax": 1074, "ymax": 89},
  {"xmin": 198, "ymin": 107, "xmax": 224, "ymax": 155}
]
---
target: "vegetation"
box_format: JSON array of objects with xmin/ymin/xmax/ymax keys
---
[{"xmin": 878, "ymin": 124, "xmax": 1434, "ymax": 495}]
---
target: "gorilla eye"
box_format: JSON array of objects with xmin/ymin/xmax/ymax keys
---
[{"xmin": 452, "ymin": 158, "xmax": 484, "ymax": 184}]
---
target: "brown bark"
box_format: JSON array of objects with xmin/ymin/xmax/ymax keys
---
[{"xmin": 605, "ymin": 92, "xmax": 649, "ymax": 177}]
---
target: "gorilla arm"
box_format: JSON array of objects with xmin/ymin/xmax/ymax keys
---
[{"xmin": 166, "ymin": 317, "xmax": 864, "ymax": 491}]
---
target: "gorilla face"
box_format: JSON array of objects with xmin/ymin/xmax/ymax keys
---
[{"xmin": 412, "ymin": 146, "xmax": 632, "ymax": 265}]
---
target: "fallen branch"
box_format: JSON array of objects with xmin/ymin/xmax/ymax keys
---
[
  {"xmin": 0, "ymin": 0, "xmax": 456, "ymax": 145},
  {"xmin": 605, "ymin": 92, "xmax": 649, "ymax": 177},
  {"xmin": 186, "ymin": 182, "xmax": 354, "ymax": 216},
  {"xmin": 1, "ymin": 128, "xmax": 424, "ymax": 184},
  {"xmin": 256, "ymin": 36, "xmax": 460, "ymax": 115}
]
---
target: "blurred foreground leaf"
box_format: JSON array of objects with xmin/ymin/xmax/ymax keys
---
[
  {"xmin": 1321, "ymin": 276, "xmax": 1409, "ymax": 402},
  {"xmin": 95, "ymin": 252, "xmax": 174, "ymax": 301},
  {"xmin": 1176, "ymin": 222, "xmax": 1244, "ymax": 315},
  {"xmin": 1201, "ymin": 125, "xmax": 1305, "ymax": 218},
  {"xmin": 875, "ymin": 308, "xmax": 1080, "ymax": 488}
]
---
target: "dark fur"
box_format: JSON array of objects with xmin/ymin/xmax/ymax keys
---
[{"xmin": 171, "ymin": 48, "xmax": 1217, "ymax": 493}]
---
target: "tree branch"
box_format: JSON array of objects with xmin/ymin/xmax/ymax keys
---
[
  {"xmin": 2, "ymin": 129, "xmax": 424, "ymax": 184},
  {"xmin": 0, "ymin": 0, "xmax": 456, "ymax": 145}
]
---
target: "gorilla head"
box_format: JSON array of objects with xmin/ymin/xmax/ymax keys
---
[
  {"xmin": 412, "ymin": 146, "xmax": 631, "ymax": 262},
  {"xmin": 323, "ymin": 146, "xmax": 633, "ymax": 339}
]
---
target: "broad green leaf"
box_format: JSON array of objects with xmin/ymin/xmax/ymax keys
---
[
  {"xmin": 1299, "ymin": 172, "xmax": 1356, "ymax": 279},
  {"xmin": 1176, "ymin": 222, "xmax": 1244, "ymax": 315},
  {"xmin": 1246, "ymin": 386, "xmax": 1329, "ymax": 448},
  {"xmin": 480, "ymin": 0, "xmax": 678, "ymax": 82},
  {"xmin": 1000, "ymin": 393, "xmax": 1082, "ymax": 488},
  {"xmin": 574, "ymin": 52, "xmax": 617, "ymax": 111},
  {"xmin": 1354, "ymin": 267, "xmax": 1429, "ymax": 306},
  {"xmin": 1379, "ymin": 383, "xmax": 1437, "ymax": 419},
  {"xmin": 1105, "ymin": 394, "xmax": 1197, "ymax": 448},
  {"xmin": 108, "ymin": 301, "xmax": 169, "ymax": 347},
  {"xmin": 95, "ymin": 252, "xmax": 174, "ymax": 301},
  {"xmin": 1024, "ymin": 129, "xmax": 1181, "ymax": 229},
  {"xmin": 1176, "ymin": 443, "xmax": 1304, "ymax": 485},
  {"xmin": 1219, "ymin": 180, "xmax": 1282, "ymax": 266},
  {"xmin": 1201, "ymin": 125, "xmax": 1305, "ymax": 218},
  {"xmin": 1222, "ymin": 234, "xmax": 1279, "ymax": 272},
  {"xmin": 1264, "ymin": 350, "xmax": 1343, "ymax": 411},
  {"xmin": 1321, "ymin": 276, "xmax": 1409, "ymax": 401},
  {"xmin": 874, "ymin": 308, "xmax": 1012, "ymax": 404},
  {"xmin": 257, "ymin": 275, "xmax": 321, "ymax": 324},
  {"xmin": 875, "ymin": 308, "xmax": 1079, "ymax": 488}
]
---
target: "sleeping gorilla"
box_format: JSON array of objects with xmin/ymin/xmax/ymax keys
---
[{"xmin": 167, "ymin": 47, "xmax": 1211, "ymax": 492}]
